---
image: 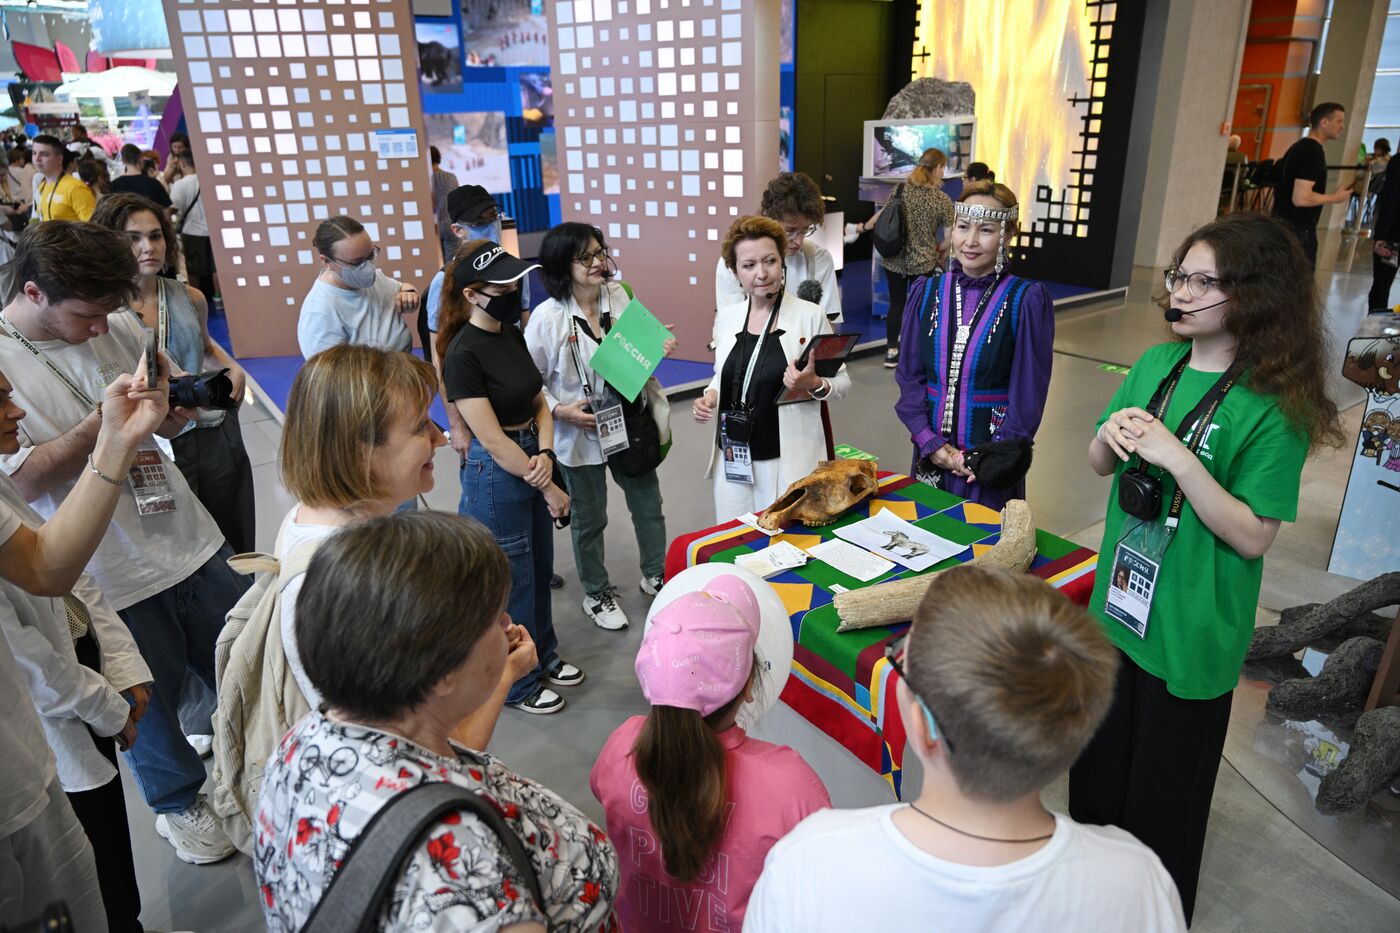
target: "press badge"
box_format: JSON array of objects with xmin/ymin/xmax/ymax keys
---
[
  {"xmin": 127, "ymin": 446, "xmax": 177, "ymax": 516},
  {"xmin": 719, "ymin": 413, "xmax": 754, "ymax": 485},
  {"xmin": 1103, "ymin": 520, "xmax": 1173, "ymax": 639},
  {"xmin": 594, "ymin": 401, "xmax": 629, "ymax": 457}
]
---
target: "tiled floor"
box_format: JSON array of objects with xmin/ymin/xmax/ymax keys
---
[{"xmin": 120, "ymin": 248, "xmax": 1400, "ymax": 931}]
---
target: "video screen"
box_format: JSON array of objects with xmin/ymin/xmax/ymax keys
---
[{"xmin": 870, "ymin": 122, "xmax": 969, "ymax": 178}]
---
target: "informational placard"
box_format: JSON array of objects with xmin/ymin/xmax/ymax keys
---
[
  {"xmin": 589, "ymin": 297, "xmax": 670, "ymax": 402},
  {"xmin": 372, "ymin": 128, "xmax": 420, "ymax": 161}
]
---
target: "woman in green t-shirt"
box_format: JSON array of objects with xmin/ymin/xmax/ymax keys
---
[{"xmin": 1068, "ymin": 212, "xmax": 1343, "ymax": 923}]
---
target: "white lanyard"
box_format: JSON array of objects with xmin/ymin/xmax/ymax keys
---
[
  {"xmin": 0, "ymin": 313, "xmax": 97, "ymax": 408},
  {"xmin": 565, "ymin": 290, "xmax": 612, "ymax": 401},
  {"xmin": 738, "ymin": 295, "xmax": 781, "ymax": 407}
]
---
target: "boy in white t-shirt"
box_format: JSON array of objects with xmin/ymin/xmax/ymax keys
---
[
  {"xmin": 0, "ymin": 221, "xmax": 248, "ymax": 866},
  {"xmin": 744, "ymin": 565, "xmax": 1187, "ymax": 933}
]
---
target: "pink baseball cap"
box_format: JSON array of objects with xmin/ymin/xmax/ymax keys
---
[{"xmin": 635, "ymin": 574, "xmax": 761, "ymax": 716}]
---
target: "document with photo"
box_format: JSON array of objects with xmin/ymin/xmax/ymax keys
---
[{"xmin": 833, "ymin": 510, "xmax": 968, "ymax": 572}]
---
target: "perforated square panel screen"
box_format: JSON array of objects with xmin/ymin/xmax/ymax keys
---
[
  {"xmin": 549, "ymin": 0, "xmax": 779, "ymax": 358},
  {"xmin": 164, "ymin": 0, "xmax": 436, "ymax": 357}
]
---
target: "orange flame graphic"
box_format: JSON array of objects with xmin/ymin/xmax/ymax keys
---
[{"xmin": 913, "ymin": 0, "xmax": 1096, "ymax": 236}]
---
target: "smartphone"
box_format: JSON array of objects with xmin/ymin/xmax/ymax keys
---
[{"xmin": 144, "ymin": 328, "xmax": 159, "ymax": 387}]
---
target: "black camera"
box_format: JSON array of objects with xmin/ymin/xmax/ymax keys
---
[
  {"xmin": 170, "ymin": 369, "xmax": 238, "ymax": 410},
  {"xmin": 1117, "ymin": 467, "xmax": 1162, "ymax": 521},
  {"xmin": 721, "ymin": 409, "xmax": 755, "ymax": 444}
]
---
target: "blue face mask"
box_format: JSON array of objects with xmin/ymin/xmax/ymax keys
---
[{"xmin": 459, "ymin": 218, "xmax": 502, "ymax": 245}]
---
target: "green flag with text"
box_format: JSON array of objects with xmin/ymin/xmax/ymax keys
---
[{"xmin": 590, "ymin": 297, "xmax": 669, "ymax": 402}]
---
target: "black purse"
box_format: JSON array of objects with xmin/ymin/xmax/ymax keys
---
[{"xmin": 610, "ymin": 392, "xmax": 664, "ymax": 478}]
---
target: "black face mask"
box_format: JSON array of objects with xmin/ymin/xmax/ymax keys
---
[{"xmin": 481, "ymin": 290, "xmax": 522, "ymax": 325}]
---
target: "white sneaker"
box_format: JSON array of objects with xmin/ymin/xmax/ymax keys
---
[
  {"xmin": 583, "ymin": 588, "xmax": 629, "ymax": 630},
  {"xmin": 187, "ymin": 733, "xmax": 213, "ymax": 758},
  {"xmin": 508, "ymin": 686, "xmax": 566, "ymax": 715},
  {"xmin": 640, "ymin": 574, "xmax": 665, "ymax": 597},
  {"xmin": 155, "ymin": 796, "xmax": 235, "ymax": 865}
]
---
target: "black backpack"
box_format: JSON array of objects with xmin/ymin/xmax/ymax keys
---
[{"xmin": 873, "ymin": 183, "xmax": 907, "ymax": 259}]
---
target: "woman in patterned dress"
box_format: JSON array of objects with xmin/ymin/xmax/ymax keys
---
[{"xmin": 860, "ymin": 148, "xmax": 957, "ymax": 368}]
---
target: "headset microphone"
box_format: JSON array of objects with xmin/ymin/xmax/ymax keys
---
[{"xmin": 1163, "ymin": 297, "xmax": 1228, "ymax": 322}]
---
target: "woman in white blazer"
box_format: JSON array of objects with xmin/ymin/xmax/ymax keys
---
[{"xmin": 694, "ymin": 216, "xmax": 850, "ymax": 522}]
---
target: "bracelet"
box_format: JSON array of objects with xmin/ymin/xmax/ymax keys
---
[
  {"xmin": 540, "ymin": 448, "xmax": 558, "ymax": 464},
  {"xmin": 86, "ymin": 454, "xmax": 125, "ymax": 487}
]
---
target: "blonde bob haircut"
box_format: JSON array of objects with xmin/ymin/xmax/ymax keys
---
[
  {"xmin": 280, "ymin": 345, "xmax": 438, "ymax": 510},
  {"xmin": 720, "ymin": 215, "xmax": 788, "ymax": 272},
  {"xmin": 906, "ymin": 564, "xmax": 1118, "ymax": 802}
]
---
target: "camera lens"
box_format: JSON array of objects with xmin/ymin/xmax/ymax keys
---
[{"xmin": 169, "ymin": 370, "xmax": 237, "ymax": 411}]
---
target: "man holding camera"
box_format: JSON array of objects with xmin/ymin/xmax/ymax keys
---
[{"xmin": 0, "ymin": 221, "xmax": 246, "ymax": 865}]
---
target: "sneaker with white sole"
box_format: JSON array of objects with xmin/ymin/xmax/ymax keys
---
[
  {"xmin": 884, "ymin": 347, "xmax": 899, "ymax": 368},
  {"xmin": 545, "ymin": 661, "xmax": 586, "ymax": 687},
  {"xmin": 509, "ymin": 686, "xmax": 566, "ymax": 714},
  {"xmin": 186, "ymin": 733, "xmax": 213, "ymax": 758},
  {"xmin": 640, "ymin": 574, "xmax": 665, "ymax": 597},
  {"xmin": 583, "ymin": 588, "xmax": 629, "ymax": 630},
  {"xmin": 154, "ymin": 796, "xmax": 235, "ymax": 865}
]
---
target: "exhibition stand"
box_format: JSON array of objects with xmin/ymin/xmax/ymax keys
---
[{"xmin": 664, "ymin": 471, "xmax": 1097, "ymax": 799}]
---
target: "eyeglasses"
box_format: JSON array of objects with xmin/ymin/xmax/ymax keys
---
[
  {"xmin": 1163, "ymin": 267, "xmax": 1228, "ymax": 300},
  {"xmin": 330, "ymin": 245, "xmax": 380, "ymax": 269},
  {"xmin": 782, "ymin": 223, "xmax": 820, "ymax": 241},
  {"xmin": 574, "ymin": 247, "xmax": 610, "ymax": 266},
  {"xmin": 884, "ymin": 634, "xmax": 955, "ymax": 752}
]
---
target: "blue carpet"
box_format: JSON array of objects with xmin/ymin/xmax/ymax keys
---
[{"xmin": 228, "ymin": 264, "xmax": 1102, "ymax": 417}]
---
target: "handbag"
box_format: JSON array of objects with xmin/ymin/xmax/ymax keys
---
[
  {"xmin": 609, "ymin": 385, "xmax": 665, "ymax": 478},
  {"xmin": 302, "ymin": 781, "xmax": 549, "ymax": 933},
  {"xmin": 873, "ymin": 183, "xmax": 906, "ymax": 259}
]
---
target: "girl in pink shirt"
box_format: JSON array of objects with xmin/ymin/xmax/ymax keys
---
[{"xmin": 590, "ymin": 574, "xmax": 830, "ymax": 932}]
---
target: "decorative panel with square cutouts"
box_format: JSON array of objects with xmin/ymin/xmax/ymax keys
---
[
  {"xmin": 548, "ymin": 0, "xmax": 779, "ymax": 360},
  {"xmin": 164, "ymin": 0, "xmax": 437, "ymax": 358}
]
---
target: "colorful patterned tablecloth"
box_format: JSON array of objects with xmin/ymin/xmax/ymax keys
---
[{"xmin": 665, "ymin": 473, "xmax": 1098, "ymax": 798}]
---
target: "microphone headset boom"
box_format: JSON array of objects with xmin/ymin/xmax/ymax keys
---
[{"xmin": 1163, "ymin": 297, "xmax": 1228, "ymax": 323}]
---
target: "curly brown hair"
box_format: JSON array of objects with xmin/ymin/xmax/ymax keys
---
[
  {"xmin": 759, "ymin": 172, "xmax": 824, "ymax": 227},
  {"xmin": 1159, "ymin": 212, "xmax": 1344, "ymax": 449},
  {"xmin": 720, "ymin": 215, "xmax": 787, "ymax": 272}
]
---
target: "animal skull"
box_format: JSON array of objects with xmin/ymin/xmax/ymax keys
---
[{"xmin": 759, "ymin": 459, "xmax": 879, "ymax": 531}]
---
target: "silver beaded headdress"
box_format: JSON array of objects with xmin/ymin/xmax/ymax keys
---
[{"xmin": 954, "ymin": 200, "xmax": 1019, "ymax": 274}]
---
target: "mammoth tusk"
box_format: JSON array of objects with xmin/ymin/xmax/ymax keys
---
[{"xmin": 832, "ymin": 499, "xmax": 1037, "ymax": 632}]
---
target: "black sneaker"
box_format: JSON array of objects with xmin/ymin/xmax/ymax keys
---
[{"xmin": 884, "ymin": 347, "xmax": 899, "ymax": 368}]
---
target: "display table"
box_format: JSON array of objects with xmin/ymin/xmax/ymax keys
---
[{"xmin": 665, "ymin": 472, "xmax": 1097, "ymax": 797}]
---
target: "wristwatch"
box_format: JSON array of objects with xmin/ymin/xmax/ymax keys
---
[{"xmin": 540, "ymin": 448, "xmax": 558, "ymax": 464}]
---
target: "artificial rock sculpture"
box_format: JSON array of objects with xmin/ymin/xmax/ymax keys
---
[
  {"xmin": 832, "ymin": 499, "xmax": 1036, "ymax": 632},
  {"xmin": 1246, "ymin": 574, "xmax": 1400, "ymax": 814},
  {"xmin": 883, "ymin": 78, "xmax": 976, "ymax": 120},
  {"xmin": 758, "ymin": 460, "xmax": 880, "ymax": 531}
]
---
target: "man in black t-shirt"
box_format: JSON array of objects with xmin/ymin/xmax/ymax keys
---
[
  {"xmin": 1273, "ymin": 102, "xmax": 1353, "ymax": 267},
  {"xmin": 109, "ymin": 144, "xmax": 173, "ymax": 210}
]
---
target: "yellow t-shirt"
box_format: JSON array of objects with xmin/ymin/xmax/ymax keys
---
[{"xmin": 36, "ymin": 174, "xmax": 96, "ymax": 222}]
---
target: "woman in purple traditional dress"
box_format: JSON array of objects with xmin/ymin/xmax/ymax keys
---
[{"xmin": 893, "ymin": 181, "xmax": 1055, "ymax": 509}]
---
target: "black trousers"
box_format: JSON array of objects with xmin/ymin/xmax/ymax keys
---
[
  {"xmin": 172, "ymin": 406, "xmax": 257, "ymax": 554},
  {"xmin": 1068, "ymin": 649, "xmax": 1232, "ymax": 925},
  {"xmin": 70, "ymin": 634, "xmax": 144, "ymax": 933},
  {"xmin": 885, "ymin": 269, "xmax": 911, "ymax": 347},
  {"xmin": 1370, "ymin": 252, "xmax": 1398, "ymax": 312}
]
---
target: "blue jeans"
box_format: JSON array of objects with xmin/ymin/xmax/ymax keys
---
[
  {"xmin": 460, "ymin": 436, "xmax": 560, "ymax": 703},
  {"xmin": 117, "ymin": 546, "xmax": 249, "ymax": 813}
]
